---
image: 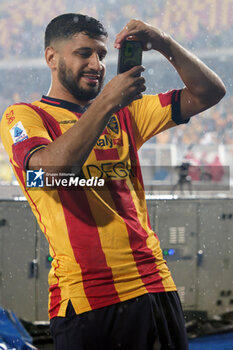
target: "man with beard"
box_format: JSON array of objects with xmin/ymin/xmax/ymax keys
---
[{"xmin": 1, "ymin": 13, "xmax": 225, "ymax": 350}]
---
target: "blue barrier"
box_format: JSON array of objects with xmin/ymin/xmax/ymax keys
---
[
  {"xmin": 189, "ymin": 332, "xmax": 233, "ymax": 350},
  {"xmin": 0, "ymin": 307, "xmax": 37, "ymax": 350}
]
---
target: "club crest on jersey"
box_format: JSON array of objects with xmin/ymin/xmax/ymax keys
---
[
  {"xmin": 107, "ymin": 116, "xmax": 119, "ymax": 135},
  {"xmin": 6, "ymin": 110, "xmax": 15, "ymax": 125}
]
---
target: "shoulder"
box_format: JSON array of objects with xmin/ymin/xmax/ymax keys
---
[
  {"xmin": 1, "ymin": 101, "xmax": 41, "ymax": 123},
  {"xmin": 127, "ymin": 94, "xmax": 161, "ymax": 115},
  {"xmin": 129, "ymin": 94, "xmax": 160, "ymax": 107},
  {"xmin": 2, "ymin": 101, "xmax": 40, "ymax": 117},
  {"xmin": 0, "ymin": 101, "xmax": 45, "ymax": 142}
]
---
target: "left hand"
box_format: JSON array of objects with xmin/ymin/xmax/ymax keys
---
[{"xmin": 114, "ymin": 19, "xmax": 167, "ymax": 52}]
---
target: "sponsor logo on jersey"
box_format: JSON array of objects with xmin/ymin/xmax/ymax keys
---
[
  {"xmin": 85, "ymin": 160, "xmax": 132, "ymax": 180},
  {"xmin": 96, "ymin": 135, "xmax": 113, "ymax": 148},
  {"xmin": 26, "ymin": 168, "xmax": 45, "ymax": 187},
  {"xmin": 10, "ymin": 121, "xmax": 28, "ymax": 144},
  {"xmin": 58, "ymin": 120, "xmax": 77, "ymax": 124},
  {"xmin": 6, "ymin": 110, "xmax": 15, "ymax": 125}
]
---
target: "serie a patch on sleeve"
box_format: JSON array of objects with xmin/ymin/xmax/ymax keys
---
[{"xmin": 10, "ymin": 121, "xmax": 28, "ymax": 144}]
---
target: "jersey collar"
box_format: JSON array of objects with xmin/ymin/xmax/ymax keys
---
[{"xmin": 40, "ymin": 95, "xmax": 90, "ymax": 113}]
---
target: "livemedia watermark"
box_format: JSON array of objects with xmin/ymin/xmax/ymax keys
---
[
  {"xmin": 26, "ymin": 168, "xmax": 105, "ymax": 188},
  {"xmin": 25, "ymin": 164, "xmax": 230, "ymax": 192}
]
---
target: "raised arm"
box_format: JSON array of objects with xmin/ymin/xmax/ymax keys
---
[
  {"xmin": 115, "ymin": 19, "xmax": 226, "ymax": 122},
  {"xmin": 28, "ymin": 66, "xmax": 145, "ymax": 173}
]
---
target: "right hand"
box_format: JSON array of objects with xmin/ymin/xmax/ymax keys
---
[{"xmin": 101, "ymin": 65, "xmax": 146, "ymax": 112}]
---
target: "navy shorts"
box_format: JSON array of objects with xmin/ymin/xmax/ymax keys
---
[{"xmin": 50, "ymin": 292, "xmax": 189, "ymax": 350}]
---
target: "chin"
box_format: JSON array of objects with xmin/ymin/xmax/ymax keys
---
[{"xmin": 84, "ymin": 85, "xmax": 101, "ymax": 96}]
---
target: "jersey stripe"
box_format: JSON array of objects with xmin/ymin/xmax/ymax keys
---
[
  {"xmin": 41, "ymin": 97, "xmax": 61, "ymax": 105},
  {"xmin": 108, "ymin": 179, "xmax": 165, "ymax": 292},
  {"xmin": 118, "ymin": 108, "xmax": 145, "ymax": 189},
  {"xmin": 23, "ymin": 144, "xmax": 47, "ymax": 171},
  {"xmin": 85, "ymin": 187, "xmax": 148, "ymax": 299},
  {"xmin": 18, "ymin": 103, "xmax": 62, "ymax": 140},
  {"xmin": 120, "ymin": 108, "xmax": 154, "ymax": 232},
  {"xmin": 94, "ymin": 148, "xmax": 120, "ymax": 161},
  {"xmin": 158, "ymin": 90, "xmax": 175, "ymax": 107},
  {"xmin": 58, "ymin": 188, "xmax": 120, "ymax": 309},
  {"xmin": 49, "ymin": 281, "xmax": 62, "ymax": 318},
  {"xmin": 12, "ymin": 136, "xmax": 50, "ymax": 170}
]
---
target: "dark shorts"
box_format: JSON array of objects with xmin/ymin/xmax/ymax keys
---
[{"xmin": 50, "ymin": 292, "xmax": 189, "ymax": 350}]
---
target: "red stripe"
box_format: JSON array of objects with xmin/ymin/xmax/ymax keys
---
[
  {"xmin": 12, "ymin": 136, "xmax": 51, "ymax": 170},
  {"xmin": 58, "ymin": 188, "xmax": 120, "ymax": 308},
  {"xmin": 102, "ymin": 128, "xmax": 110, "ymax": 135},
  {"xmin": 158, "ymin": 90, "xmax": 175, "ymax": 107},
  {"xmin": 108, "ymin": 179, "xmax": 165, "ymax": 292},
  {"xmin": 73, "ymin": 112, "xmax": 82, "ymax": 120},
  {"xmin": 113, "ymin": 138, "xmax": 123, "ymax": 146},
  {"xmin": 117, "ymin": 107, "xmax": 145, "ymax": 189},
  {"xmin": 118, "ymin": 107, "xmax": 154, "ymax": 232},
  {"xmin": 41, "ymin": 98, "xmax": 61, "ymax": 105},
  {"xmin": 17, "ymin": 103, "xmax": 62, "ymax": 141},
  {"xmin": 94, "ymin": 148, "xmax": 119, "ymax": 161},
  {"xmin": 49, "ymin": 282, "xmax": 61, "ymax": 318},
  {"xmin": 12, "ymin": 163, "xmax": 61, "ymax": 317}
]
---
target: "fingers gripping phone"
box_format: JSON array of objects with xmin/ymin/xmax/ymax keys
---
[{"xmin": 117, "ymin": 40, "xmax": 143, "ymax": 75}]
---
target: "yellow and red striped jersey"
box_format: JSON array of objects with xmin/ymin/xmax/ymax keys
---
[{"xmin": 0, "ymin": 91, "xmax": 188, "ymax": 319}]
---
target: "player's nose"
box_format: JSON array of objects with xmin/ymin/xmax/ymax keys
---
[{"xmin": 88, "ymin": 52, "xmax": 102, "ymax": 71}]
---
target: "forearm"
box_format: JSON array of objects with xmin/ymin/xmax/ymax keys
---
[
  {"xmin": 29, "ymin": 65, "xmax": 145, "ymax": 173},
  {"xmin": 156, "ymin": 34, "xmax": 226, "ymax": 108},
  {"xmin": 29, "ymin": 94, "xmax": 113, "ymax": 172},
  {"xmin": 114, "ymin": 20, "xmax": 226, "ymax": 119}
]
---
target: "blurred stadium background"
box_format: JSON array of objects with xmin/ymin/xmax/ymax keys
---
[
  {"xmin": 0, "ymin": 0, "xmax": 232, "ymax": 193},
  {"xmin": 0, "ymin": 1, "xmax": 233, "ymax": 349}
]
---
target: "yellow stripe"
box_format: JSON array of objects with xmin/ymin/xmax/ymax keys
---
[
  {"xmin": 85, "ymin": 187, "xmax": 147, "ymax": 300},
  {"xmin": 42, "ymin": 190, "xmax": 91, "ymax": 316},
  {"xmin": 29, "ymin": 144, "xmax": 46, "ymax": 155},
  {"xmin": 126, "ymin": 177, "xmax": 176, "ymax": 291}
]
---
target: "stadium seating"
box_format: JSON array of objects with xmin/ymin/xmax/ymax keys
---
[{"xmin": 0, "ymin": 0, "xmax": 233, "ymax": 59}]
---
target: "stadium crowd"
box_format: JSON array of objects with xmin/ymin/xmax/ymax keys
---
[
  {"xmin": 0, "ymin": 0, "xmax": 233, "ymax": 184},
  {"xmin": 0, "ymin": 0, "xmax": 233, "ymax": 59}
]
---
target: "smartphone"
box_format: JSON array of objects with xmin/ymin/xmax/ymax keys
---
[{"xmin": 117, "ymin": 40, "xmax": 143, "ymax": 74}]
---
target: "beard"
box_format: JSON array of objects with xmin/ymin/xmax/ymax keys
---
[{"xmin": 58, "ymin": 58, "xmax": 104, "ymax": 102}]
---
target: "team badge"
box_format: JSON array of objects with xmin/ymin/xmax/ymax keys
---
[
  {"xmin": 6, "ymin": 110, "xmax": 15, "ymax": 125},
  {"xmin": 107, "ymin": 116, "xmax": 119, "ymax": 135},
  {"xmin": 10, "ymin": 121, "xmax": 28, "ymax": 144}
]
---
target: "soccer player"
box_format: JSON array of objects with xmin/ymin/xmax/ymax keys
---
[{"xmin": 0, "ymin": 13, "xmax": 225, "ymax": 350}]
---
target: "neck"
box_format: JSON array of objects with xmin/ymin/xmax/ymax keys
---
[{"xmin": 47, "ymin": 85, "xmax": 91, "ymax": 107}]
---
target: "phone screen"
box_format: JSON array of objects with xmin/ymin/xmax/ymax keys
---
[{"xmin": 117, "ymin": 40, "xmax": 143, "ymax": 74}]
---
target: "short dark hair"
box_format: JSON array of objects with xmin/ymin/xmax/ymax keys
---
[{"xmin": 44, "ymin": 13, "xmax": 108, "ymax": 50}]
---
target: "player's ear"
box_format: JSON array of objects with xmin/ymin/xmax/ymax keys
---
[{"xmin": 45, "ymin": 46, "xmax": 58, "ymax": 70}]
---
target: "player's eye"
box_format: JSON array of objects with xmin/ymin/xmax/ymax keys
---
[
  {"xmin": 98, "ymin": 50, "xmax": 107, "ymax": 61},
  {"xmin": 79, "ymin": 52, "xmax": 91, "ymax": 58},
  {"xmin": 73, "ymin": 49, "xmax": 92, "ymax": 58},
  {"xmin": 98, "ymin": 53, "xmax": 106, "ymax": 61}
]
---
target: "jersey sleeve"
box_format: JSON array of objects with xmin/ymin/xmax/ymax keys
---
[
  {"xmin": 128, "ymin": 89, "xmax": 189, "ymax": 149},
  {"xmin": 0, "ymin": 103, "xmax": 52, "ymax": 171}
]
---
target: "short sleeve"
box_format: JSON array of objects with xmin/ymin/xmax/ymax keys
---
[
  {"xmin": 128, "ymin": 90, "xmax": 189, "ymax": 149},
  {"xmin": 0, "ymin": 103, "xmax": 52, "ymax": 170}
]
